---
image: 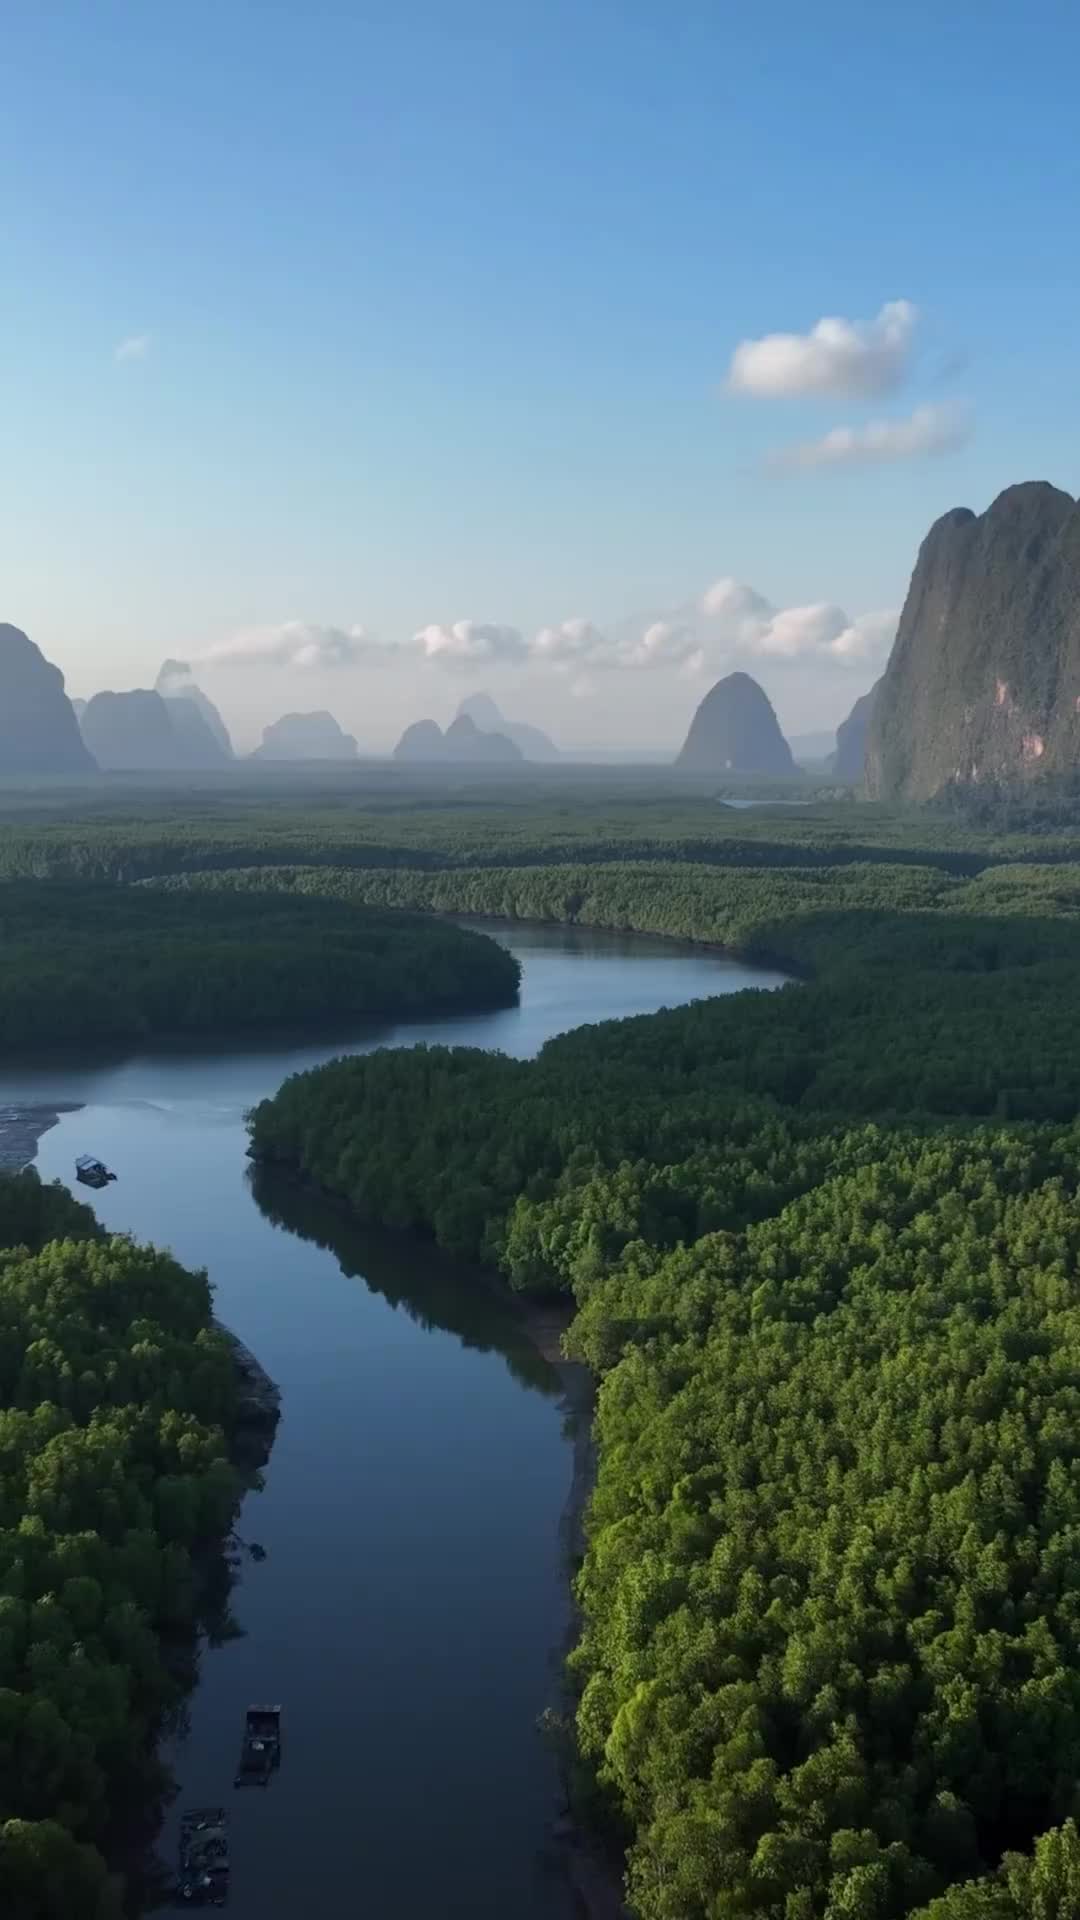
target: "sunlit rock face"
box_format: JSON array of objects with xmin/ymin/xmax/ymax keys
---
[{"xmin": 867, "ymin": 483, "xmax": 1080, "ymax": 801}]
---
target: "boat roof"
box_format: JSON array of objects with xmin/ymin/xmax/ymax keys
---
[{"xmin": 75, "ymin": 1154, "xmax": 105, "ymax": 1169}]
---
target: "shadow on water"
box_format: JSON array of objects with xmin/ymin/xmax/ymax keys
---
[
  {"xmin": 248, "ymin": 1162, "xmax": 559, "ymax": 1397},
  {"xmin": 120, "ymin": 1533, "xmax": 253, "ymax": 1911}
]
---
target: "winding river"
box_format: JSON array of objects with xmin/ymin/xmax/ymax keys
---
[{"xmin": 0, "ymin": 923, "xmax": 787, "ymax": 1919}]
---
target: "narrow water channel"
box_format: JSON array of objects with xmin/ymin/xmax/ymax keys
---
[{"xmin": 0, "ymin": 923, "xmax": 788, "ymax": 1919}]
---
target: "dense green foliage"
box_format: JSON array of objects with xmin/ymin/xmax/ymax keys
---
[
  {"xmin": 574, "ymin": 1129, "xmax": 1080, "ymax": 1915},
  {"xmin": 906, "ymin": 1817, "xmax": 1080, "ymax": 1917},
  {"xmin": 245, "ymin": 817, "xmax": 1080, "ymax": 1917},
  {"xmin": 0, "ymin": 1171, "xmax": 242, "ymax": 1918},
  {"xmin": 160, "ymin": 852, "xmax": 1080, "ymax": 956},
  {"xmin": 2, "ymin": 776, "xmax": 1080, "ymax": 882},
  {"xmin": 0, "ymin": 882, "xmax": 519, "ymax": 1048},
  {"xmin": 10, "ymin": 776, "xmax": 1080, "ymax": 1913},
  {"xmin": 248, "ymin": 861, "xmax": 1080, "ymax": 1262}
]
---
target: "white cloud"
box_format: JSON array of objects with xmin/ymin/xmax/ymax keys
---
[
  {"xmin": 696, "ymin": 580, "xmax": 897, "ymax": 670},
  {"xmin": 197, "ymin": 621, "xmax": 378, "ymax": 670},
  {"xmin": 419, "ymin": 587, "xmax": 894, "ymax": 680},
  {"xmin": 114, "ymin": 334, "xmax": 150, "ymax": 363},
  {"xmin": 532, "ymin": 617, "xmax": 702, "ymax": 675},
  {"xmin": 192, "ymin": 580, "xmax": 894, "ymax": 692},
  {"xmin": 532, "ymin": 618, "xmax": 606, "ymax": 666},
  {"xmin": 777, "ymin": 402, "xmax": 971, "ymax": 469},
  {"xmin": 747, "ymin": 603, "xmax": 851, "ymax": 658},
  {"xmin": 728, "ymin": 300, "xmax": 917, "ymax": 399},
  {"xmin": 699, "ymin": 578, "xmax": 771, "ymax": 623},
  {"xmin": 413, "ymin": 620, "xmax": 529, "ymax": 666},
  {"xmin": 623, "ymin": 621, "xmax": 704, "ymax": 673}
]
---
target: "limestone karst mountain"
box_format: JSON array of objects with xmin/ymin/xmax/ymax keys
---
[
  {"xmin": 456, "ymin": 692, "xmax": 559, "ymax": 761},
  {"xmin": 252, "ymin": 711, "xmax": 358, "ymax": 760},
  {"xmin": 867, "ymin": 482, "xmax": 1080, "ymax": 801},
  {"xmin": 155, "ymin": 660, "xmax": 233, "ymax": 757},
  {"xmin": 0, "ymin": 624, "xmax": 96, "ymax": 775},
  {"xmin": 834, "ymin": 682, "xmax": 882, "ymax": 785},
  {"xmin": 676, "ymin": 671, "xmax": 796, "ymax": 775},
  {"xmin": 79, "ymin": 689, "xmax": 226, "ymax": 770},
  {"xmin": 392, "ymin": 713, "xmax": 525, "ymax": 764}
]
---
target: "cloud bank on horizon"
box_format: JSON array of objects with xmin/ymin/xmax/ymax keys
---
[
  {"xmin": 191, "ymin": 577, "xmax": 898, "ymax": 693},
  {"xmin": 192, "ymin": 621, "xmax": 379, "ymax": 672}
]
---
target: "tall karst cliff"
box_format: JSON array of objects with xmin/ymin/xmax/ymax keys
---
[
  {"xmin": 0, "ymin": 625, "xmax": 96, "ymax": 774},
  {"xmin": 155, "ymin": 660, "xmax": 234, "ymax": 757},
  {"xmin": 834, "ymin": 680, "xmax": 882, "ymax": 785},
  {"xmin": 80, "ymin": 689, "xmax": 227, "ymax": 770},
  {"xmin": 867, "ymin": 483, "xmax": 1080, "ymax": 801}
]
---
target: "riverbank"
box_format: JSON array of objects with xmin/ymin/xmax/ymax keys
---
[
  {"xmin": 215, "ymin": 1321, "xmax": 282, "ymax": 1469},
  {"xmin": 547, "ymin": 1355, "xmax": 630, "ymax": 1920},
  {"xmin": 2, "ymin": 1104, "xmax": 284, "ymax": 1475},
  {"xmin": 0, "ymin": 1100, "xmax": 76, "ymax": 1169},
  {"xmin": 505, "ymin": 1296, "xmax": 630, "ymax": 1920}
]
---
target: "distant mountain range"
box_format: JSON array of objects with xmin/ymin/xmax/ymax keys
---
[{"xmin": 10, "ymin": 481, "xmax": 1080, "ymax": 800}]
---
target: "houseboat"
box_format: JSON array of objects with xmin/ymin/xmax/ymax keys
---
[
  {"xmin": 75, "ymin": 1155, "xmax": 116, "ymax": 1189},
  {"xmin": 234, "ymin": 1704, "xmax": 282, "ymax": 1787}
]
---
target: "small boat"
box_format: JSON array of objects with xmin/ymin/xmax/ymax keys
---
[
  {"xmin": 234, "ymin": 1704, "xmax": 282, "ymax": 1787},
  {"xmin": 75, "ymin": 1155, "xmax": 116, "ymax": 1189},
  {"xmin": 177, "ymin": 1806, "xmax": 229, "ymax": 1907}
]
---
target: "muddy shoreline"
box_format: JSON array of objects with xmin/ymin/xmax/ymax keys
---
[{"xmin": 0, "ymin": 1101, "xmax": 78, "ymax": 1171}]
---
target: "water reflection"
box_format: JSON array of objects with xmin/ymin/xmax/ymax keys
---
[{"xmin": 249, "ymin": 1164, "xmax": 558, "ymax": 1397}]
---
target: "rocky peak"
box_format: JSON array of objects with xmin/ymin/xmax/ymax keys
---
[
  {"xmin": 155, "ymin": 660, "xmax": 233, "ymax": 757},
  {"xmin": 676, "ymin": 671, "xmax": 795, "ymax": 774},
  {"xmin": 867, "ymin": 482, "xmax": 1080, "ymax": 801},
  {"xmin": 0, "ymin": 624, "xmax": 96, "ymax": 774}
]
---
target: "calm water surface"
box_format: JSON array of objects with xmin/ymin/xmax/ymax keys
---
[{"xmin": 0, "ymin": 923, "xmax": 787, "ymax": 1919}]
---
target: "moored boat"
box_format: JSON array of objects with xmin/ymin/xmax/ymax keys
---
[
  {"xmin": 234, "ymin": 1703, "xmax": 282, "ymax": 1786},
  {"xmin": 177, "ymin": 1806, "xmax": 229, "ymax": 1907},
  {"xmin": 75, "ymin": 1154, "xmax": 116, "ymax": 1188}
]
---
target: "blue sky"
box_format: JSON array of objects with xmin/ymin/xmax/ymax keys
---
[{"xmin": 3, "ymin": 0, "xmax": 1078, "ymax": 749}]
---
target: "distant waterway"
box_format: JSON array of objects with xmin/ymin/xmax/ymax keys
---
[{"xmin": 0, "ymin": 923, "xmax": 788, "ymax": 1918}]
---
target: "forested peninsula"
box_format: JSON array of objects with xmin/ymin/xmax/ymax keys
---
[
  {"xmin": 242, "ymin": 821, "xmax": 1080, "ymax": 1919},
  {"xmin": 0, "ymin": 883, "xmax": 519, "ymax": 1048},
  {"xmin": 0, "ymin": 1171, "xmax": 248, "ymax": 1919}
]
